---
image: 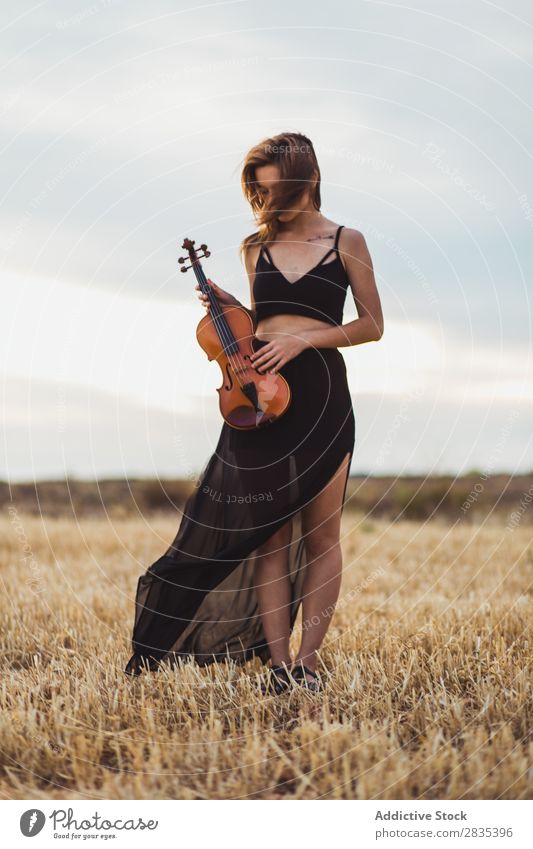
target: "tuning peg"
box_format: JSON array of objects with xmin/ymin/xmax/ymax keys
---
[
  {"xmin": 178, "ymin": 256, "xmax": 192, "ymax": 271},
  {"xmin": 178, "ymin": 239, "xmax": 210, "ymax": 271}
]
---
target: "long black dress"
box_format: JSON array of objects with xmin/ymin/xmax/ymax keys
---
[{"xmin": 125, "ymin": 225, "xmax": 356, "ymax": 675}]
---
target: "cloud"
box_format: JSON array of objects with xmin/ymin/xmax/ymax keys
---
[{"xmin": 1, "ymin": 0, "xmax": 531, "ymax": 476}]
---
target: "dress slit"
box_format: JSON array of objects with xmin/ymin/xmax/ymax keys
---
[{"xmin": 125, "ymin": 337, "xmax": 356, "ymax": 676}]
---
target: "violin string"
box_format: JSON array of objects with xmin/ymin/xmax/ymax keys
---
[
  {"xmin": 195, "ymin": 266, "xmax": 250, "ymax": 389},
  {"xmin": 191, "ymin": 250, "xmax": 268, "ymax": 397},
  {"xmin": 211, "ymin": 300, "xmax": 252, "ymax": 388},
  {"xmin": 183, "ymin": 248, "xmax": 238, "ymax": 372},
  {"xmin": 202, "ymin": 281, "xmax": 247, "ymax": 385},
  {"xmin": 197, "ymin": 264, "xmax": 254, "ymax": 386}
]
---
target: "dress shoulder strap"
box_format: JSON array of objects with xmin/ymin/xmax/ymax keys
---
[
  {"xmin": 260, "ymin": 242, "xmax": 274, "ymax": 265},
  {"xmin": 334, "ymin": 225, "xmax": 344, "ymax": 251}
]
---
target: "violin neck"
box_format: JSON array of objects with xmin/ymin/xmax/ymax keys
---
[
  {"xmin": 192, "ymin": 261, "xmax": 239, "ymax": 355},
  {"xmin": 194, "ymin": 263, "xmax": 219, "ymax": 312}
]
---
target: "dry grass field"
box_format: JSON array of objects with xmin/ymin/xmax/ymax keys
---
[{"xmin": 1, "ymin": 507, "xmax": 531, "ymax": 800}]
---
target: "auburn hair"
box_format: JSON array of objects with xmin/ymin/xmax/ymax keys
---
[{"xmin": 239, "ymin": 131, "xmax": 321, "ymax": 261}]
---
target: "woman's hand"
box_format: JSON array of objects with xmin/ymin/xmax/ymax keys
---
[
  {"xmin": 196, "ymin": 278, "xmax": 239, "ymax": 311},
  {"xmin": 250, "ymin": 334, "xmax": 310, "ymax": 374}
]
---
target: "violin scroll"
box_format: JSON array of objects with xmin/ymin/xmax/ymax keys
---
[{"xmin": 178, "ymin": 238, "xmax": 211, "ymax": 272}]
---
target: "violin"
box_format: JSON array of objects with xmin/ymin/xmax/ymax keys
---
[{"xmin": 178, "ymin": 237, "xmax": 291, "ymax": 430}]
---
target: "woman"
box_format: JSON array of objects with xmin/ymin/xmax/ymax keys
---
[{"xmin": 125, "ymin": 131, "xmax": 383, "ymax": 695}]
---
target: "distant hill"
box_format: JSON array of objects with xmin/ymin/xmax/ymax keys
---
[{"xmin": 2, "ymin": 473, "xmax": 532, "ymax": 524}]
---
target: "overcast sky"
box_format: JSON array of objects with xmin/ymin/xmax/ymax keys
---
[{"xmin": 1, "ymin": 0, "xmax": 532, "ymax": 481}]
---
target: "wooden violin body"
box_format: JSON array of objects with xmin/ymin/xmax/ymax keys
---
[{"xmin": 179, "ymin": 238, "xmax": 291, "ymax": 430}]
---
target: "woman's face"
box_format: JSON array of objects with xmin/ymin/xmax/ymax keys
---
[{"xmin": 254, "ymin": 163, "xmax": 315, "ymax": 222}]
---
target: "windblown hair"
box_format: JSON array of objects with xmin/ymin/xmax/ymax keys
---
[{"xmin": 239, "ymin": 131, "xmax": 321, "ymax": 261}]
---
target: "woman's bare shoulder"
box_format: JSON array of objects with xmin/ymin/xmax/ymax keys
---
[
  {"xmin": 339, "ymin": 227, "xmax": 371, "ymax": 256},
  {"xmin": 242, "ymin": 238, "xmax": 262, "ymax": 272}
]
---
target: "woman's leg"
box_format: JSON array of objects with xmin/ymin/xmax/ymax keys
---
[
  {"xmin": 254, "ymin": 519, "xmax": 293, "ymax": 666},
  {"xmin": 295, "ymin": 451, "xmax": 352, "ymax": 680}
]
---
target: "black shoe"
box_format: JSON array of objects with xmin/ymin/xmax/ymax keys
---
[
  {"xmin": 260, "ymin": 664, "xmax": 294, "ymax": 696},
  {"xmin": 291, "ymin": 661, "xmax": 322, "ymax": 693}
]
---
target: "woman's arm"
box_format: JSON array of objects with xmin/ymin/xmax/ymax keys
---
[
  {"xmin": 240, "ymin": 244, "xmax": 259, "ymax": 328},
  {"xmin": 300, "ymin": 228, "xmax": 384, "ymax": 349}
]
